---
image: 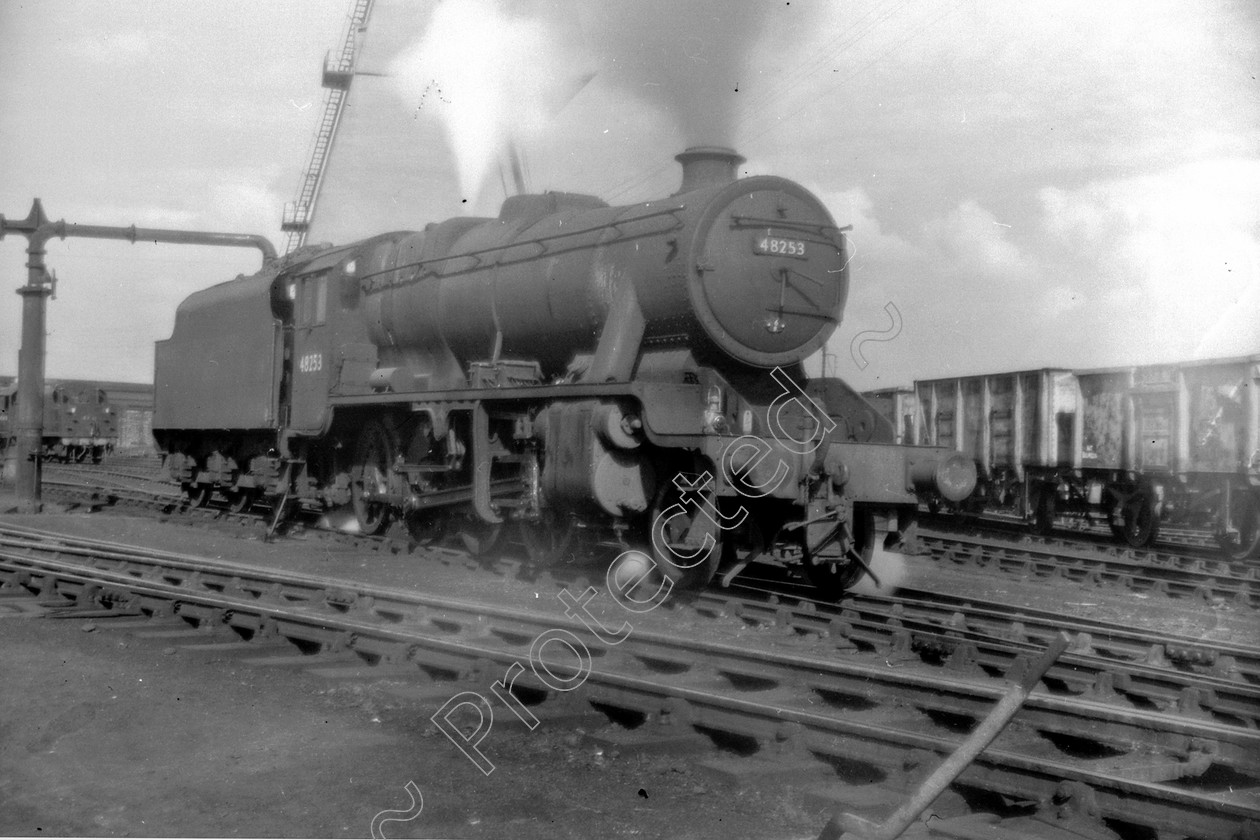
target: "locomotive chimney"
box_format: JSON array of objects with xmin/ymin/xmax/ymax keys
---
[{"xmin": 674, "ymin": 146, "xmax": 745, "ymax": 194}]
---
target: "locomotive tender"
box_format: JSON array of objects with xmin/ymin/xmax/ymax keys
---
[{"xmin": 154, "ymin": 148, "xmax": 974, "ymax": 594}]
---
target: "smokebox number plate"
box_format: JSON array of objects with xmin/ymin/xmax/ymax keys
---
[{"xmin": 753, "ymin": 232, "xmax": 807, "ymax": 259}]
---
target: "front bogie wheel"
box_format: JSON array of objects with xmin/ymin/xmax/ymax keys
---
[
  {"xmin": 648, "ymin": 478, "xmax": 722, "ymax": 591},
  {"xmin": 802, "ymin": 506, "xmax": 875, "ymax": 600}
]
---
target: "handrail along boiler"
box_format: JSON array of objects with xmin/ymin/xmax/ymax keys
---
[{"xmin": 153, "ymin": 148, "xmax": 974, "ymax": 594}]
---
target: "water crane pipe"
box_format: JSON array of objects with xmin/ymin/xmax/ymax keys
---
[{"xmin": 0, "ymin": 198, "xmax": 276, "ymax": 510}]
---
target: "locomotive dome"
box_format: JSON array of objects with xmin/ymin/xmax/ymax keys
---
[{"xmin": 150, "ymin": 142, "xmax": 976, "ymax": 603}]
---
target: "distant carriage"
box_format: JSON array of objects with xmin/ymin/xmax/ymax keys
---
[
  {"xmin": 867, "ymin": 355, "xmax": 1260, "ymax": 559},
  {"xmin": 0, "ymin": 381, "xmax": 119, "ymax": 465}
]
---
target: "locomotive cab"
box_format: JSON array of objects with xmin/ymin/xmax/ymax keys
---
[
  {"xmin": 152, "ymin": 148, "xmax": 975, "ymax": 596},
  {"xmin": 282, "ymin": 234, "xmax": 406, "ymax": 435}
]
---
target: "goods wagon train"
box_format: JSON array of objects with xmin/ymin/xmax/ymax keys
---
[
  {"xmin": 866, "ymin": 355, "xmax": 1260, "ymax": 559},
  {"xmin": 0, "ymin": 380, "xmax": 118, "ymax": 464},
  {"xmin": 153, "ymin": 148, "xmax": 975, "ymax": 596}
]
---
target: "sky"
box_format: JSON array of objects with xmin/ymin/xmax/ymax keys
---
[{"xmin": 1, "ymin": 0, "xmax": 1257, "ymax": 391}]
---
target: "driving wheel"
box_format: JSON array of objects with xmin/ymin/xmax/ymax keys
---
[{"xmin": 352, "ymin": 419, "xmax": 398, "ymax": 535}]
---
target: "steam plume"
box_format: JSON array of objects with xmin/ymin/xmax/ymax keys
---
[
  {"xmin": 848, "ymin": 544, "xmax": 912, "ymax": 596},
  {"xmin": 391, "ymin": 0, "xmax": 769, "ymax": 200}
]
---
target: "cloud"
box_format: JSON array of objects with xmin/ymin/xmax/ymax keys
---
[
  {"xmin": 207, "ymin": 179, "xmax": 286, "ymax": 234},
  {"xmin": 752, "ymin": 0, "xmax": 1259, "ymax": 213},
  {"xmin": 814, "ymin": 186, "xmax": 917, "ymax": 273},
  {"xmin": 1036, "ymin": 158, "xmax": 1260, "ymax": 359},
  {"xmin": 814, "ymin": 155, "xmax": 1260, "ymax": 389},
  {"xmin": 923, "ymin": 200, "xmax": 1031, "ymax": 283},
  {"xmin": 66, "ymin": 31, "xmax": 156, "ymax": 65},
  {"xmin": 823, "ymin": 189, "xmax": 1031, "ymax": 284},
  {"xmin": 1042, "ymin": 285, "xmax": 1086, "ymax": 317}
]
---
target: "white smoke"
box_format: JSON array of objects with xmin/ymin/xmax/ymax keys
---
[
  {"xmin": 848, "ymin": 544, "xmax": 911, "ymax": 596},
  {"xmin": 391, "ymin": 0, "xmax": 770, "ymax": 200},
  {"xmin": 391, "ymin": 0, "xmax": 594, "ymax": 200}
]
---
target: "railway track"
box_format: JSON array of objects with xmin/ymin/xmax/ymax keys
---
[
  {"xmin": 687, "ymin": 583, "xmax": 1260, "ymax": 734},
  {"xmin": 33, "ymin": 470, "xmax": 1260, "ymax": 619},
  {"xmin": 0, "ymin": 523, "xmax": 1256, "ymax": 838},
  {"xmin": 919, "ymin": 528, "xmax": 1260, "ymax": 608},
  {"xmin": 47, "ymin": 459, "xmax": 174, "ymax": 489},
  {"xmin": 38, "ymin": 477, "xmax": 193, "ymax": 515},
  {"xmin": 924, "ymin": 508, "xmax": 1236, "ymax": 559}
]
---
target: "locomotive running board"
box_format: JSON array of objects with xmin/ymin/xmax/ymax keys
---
[{"xmin": 329, "ymin": 382, "xmax": 638, "ymax": 407}]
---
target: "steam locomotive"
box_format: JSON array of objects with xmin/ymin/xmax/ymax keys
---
[
  {"xmin": 153, "ymin": 148, "xmax": 975, "ymax": 595},
  {"xmin": 0, "ymin": 380, "xmax": 117, "ymax": 464}
]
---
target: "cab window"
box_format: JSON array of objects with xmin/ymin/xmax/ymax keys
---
[{"xmin": 299, "ymin": 275, "xmax": 328, "ymax": 326}]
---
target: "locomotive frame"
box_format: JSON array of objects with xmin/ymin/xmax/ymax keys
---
[{"xmin": 153, "ymin": 148, "xmax": 975, "ymax": 595}]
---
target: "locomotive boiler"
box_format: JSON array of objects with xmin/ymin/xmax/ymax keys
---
[{"xmin": 153, "ymin": 148, "xmax": 975, "ymax": 595}]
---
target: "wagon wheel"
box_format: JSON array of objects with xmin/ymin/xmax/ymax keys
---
[
  {"xmin": 1220, "ymin": 488, "xmax": 1260, "ymax": 561},
  {"xmin": 1102, "ymin": 489, "xmax": 1126, "ymax": 539},
  {"xmin": 352, "ymin": 419, "xmax": 398, "ymax": 536},
  {"xmin": 186, "ymin": 483, "xmax": 213, "ymax": 508},
  {"xmin": 1030, "ymin": 486, "xmax": 1056, "ymax": 536},
  {"xmin": 1006, "ymin": 482, "xmax": 1025, "ymax": 517},
  {"xmin": 1121, "ymin": 493, "xmax": 1160, "ymax": 548},
  {"xmin": 802, "ymin": 506, "xmax": 875, "ymax": 600},
  {"xmin": 227, "ymin": 488, "xmax": 256, "ymax": 514},
  {"xmin": 648, "ymin": 478, "xmax": 722, "ymax": 590}
]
